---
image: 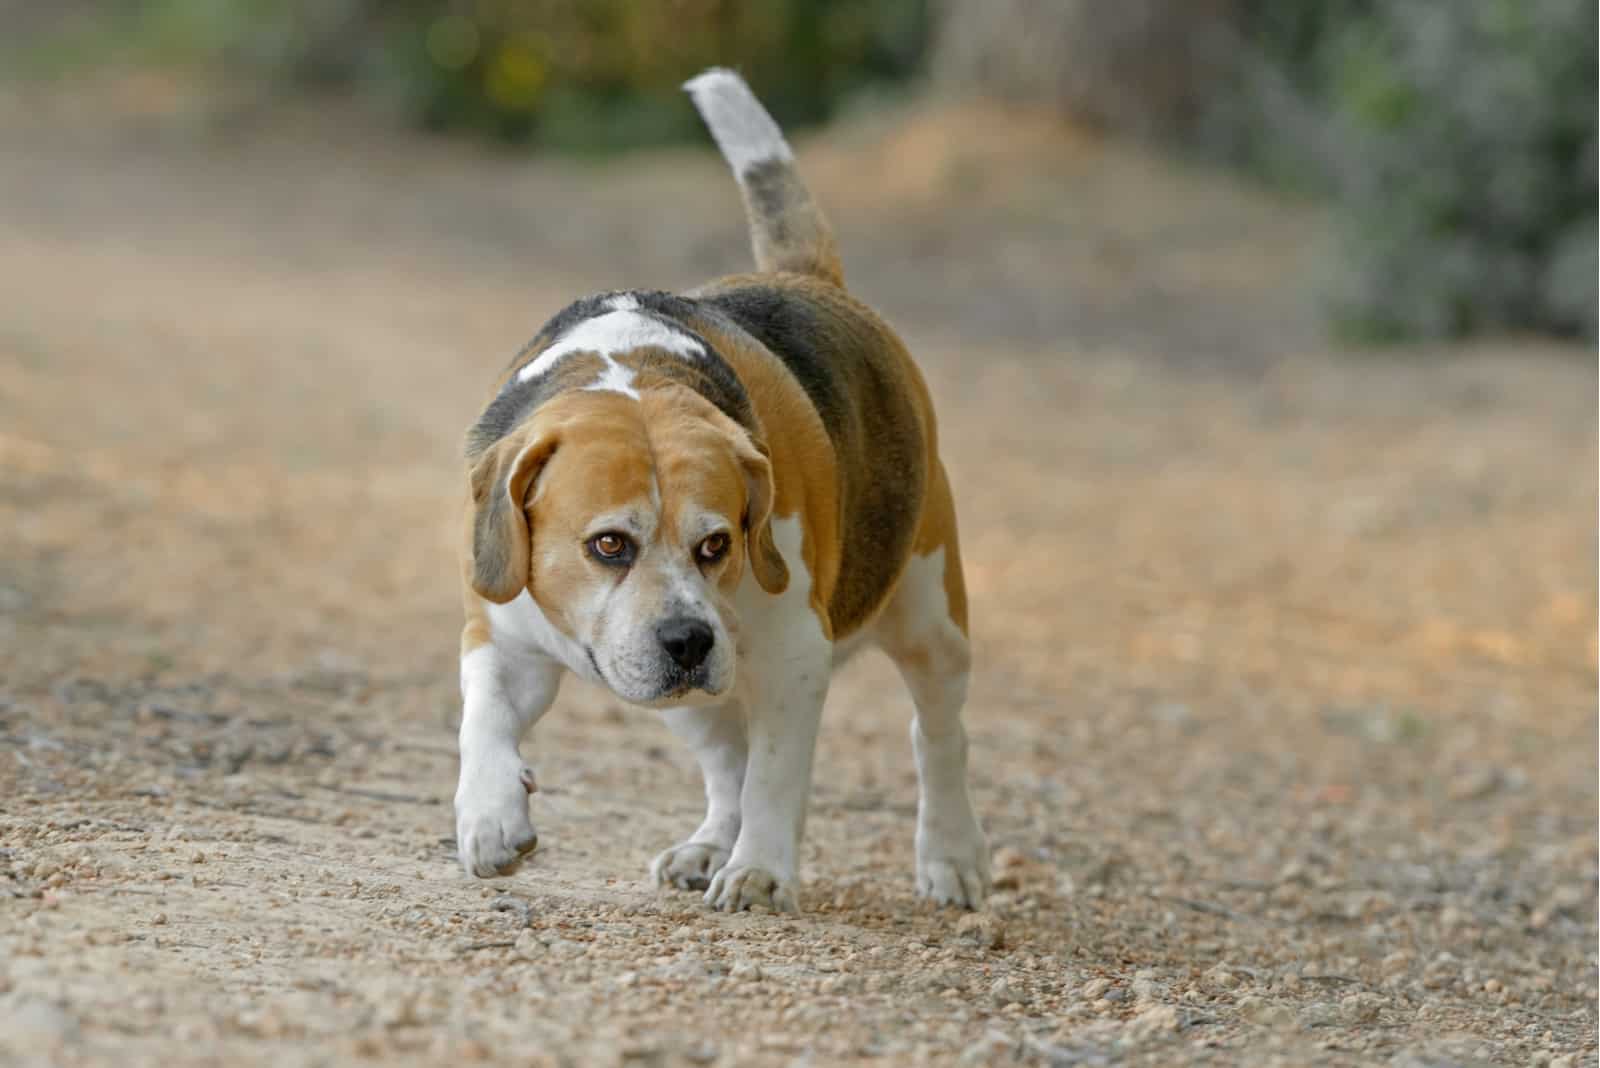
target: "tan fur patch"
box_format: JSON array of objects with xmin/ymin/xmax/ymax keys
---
[
  {"xmin": 635, "ymin": 385, "xmax": 781, "ymax": 596},
  {"xmin": 518, "ymin": 393, "xmax": 656, "ymax": 631}
]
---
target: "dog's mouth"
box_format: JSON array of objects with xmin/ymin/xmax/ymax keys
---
[
  {"xmin": 660, "ymin": 663, "xmax": 713, "ymax": 699},
  {"xmin": 639, "ymin": 659, "xmax": 717, "ymax": 705},
  {"xmin": 587, "ymin": 647, "xmax": 723, "ymax": 705}
]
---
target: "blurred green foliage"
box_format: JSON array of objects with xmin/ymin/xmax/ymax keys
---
[
  {"xmin": 1199, "ymin": 0, "xmax": 1375, "ymax": 187},
  {"xmin": 383, "ymin": 0, "xmax": 928, "ymax": 148},
  {"xmin": 22, "ymin": 0, "xmax": 929, "ymax": 151},
  {"xmin": 1321, "ymin": 0, "xmax": 1596, "ymax": 341},
  {"xmin": 15, "ymin": 0, "xmax": 1593, "ymax": 341},
  {"xmin": 1217, "ymin": 0, "xmax": 1596, "ymax": 341}
]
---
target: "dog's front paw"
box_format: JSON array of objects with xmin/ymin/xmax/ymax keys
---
[
  {"xmin": 454, "ymin": 759, "xmax": 539, "ymax": 878},
  {"xmin": 917, "ymin": 827, "xmax": 991, "ymax": 909},
  {"xmin": 704, "ymin": 863, "xmax": 798, "ymax": 913},
  {"xmin": 652, "ymin": 841, "xmax": 731, "ymax": 892}
]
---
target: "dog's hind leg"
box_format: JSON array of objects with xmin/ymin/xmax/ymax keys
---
[
  {"xmin": 652, "ymin": 703, "xmax": 746, "ymax": 891},
  {"xmin": 872, "ymin": 461, "xmax": 990, "ymax": 908}
]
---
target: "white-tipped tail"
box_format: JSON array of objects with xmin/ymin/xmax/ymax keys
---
[
  {"xmin": 685, "ymin": 67, "xmax": 843, "ymax": 285},
  {"xmin": 683, "ymin": 68, "xmax": 794, "ymax": 175}
]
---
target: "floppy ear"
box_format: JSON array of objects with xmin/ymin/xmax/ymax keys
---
[
  {"xmin": 732, "ymin": 432, "xmax": 789, "ymax": 595},
  {"xmin": 467, "ymin": 432, "xmax": 558, "ymax": 604}
]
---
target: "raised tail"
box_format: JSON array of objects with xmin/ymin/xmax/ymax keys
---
[{"xmin": 684, "ymin": 68, "xmax": 844, "ymax": 287}]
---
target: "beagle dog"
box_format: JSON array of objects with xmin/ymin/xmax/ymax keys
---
[{"xmin": 453, "ymin": 69, "xmax": 989, "ymax": 913}]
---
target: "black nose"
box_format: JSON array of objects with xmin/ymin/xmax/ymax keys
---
[{"xmin": 657, "ymin": 617, "xmax": 714, "ymax": 671}]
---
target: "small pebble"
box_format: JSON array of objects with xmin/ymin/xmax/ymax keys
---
[
  {"xmin": 1130, "ymin": 975, "xmax": 1163, "ymax": 1001},
  {"xmin": 955, "ymin": 912, "xmax": 1005, "ymax": 950},
  {"xmin": 1380, "ymin": 950, "xmax": 1412, "ymax": 975},
  {"xmin": 1339, "ymin": 991, "xmax": 1384, "ymax": 1023},
  {"xmin": 1125, "ymin": 1004, "xmax": 1182, "ymax": 1040},
  {"xmin": 457, "ymin": 1038, "xmax": 492, "ymax": 1061},
  {"xmin": 988, "ymin": 978, "xmax": 1023, "ymax": 1005},
  {"xmin": 992, "ymin": 847, "xmax": 1026, "ymax": 870},
  {"xmin": 991, "ymin": 847, "xmax": 1027, "ymax": 890},
  {"xmin": 513, "ymin": 930, "xmax": 542, "ymax": 960},
  {"xmin": 958, "ymin": 1032, "xmax": 1014, "ymax": 1065},
  {"xmin": 1238, "ymin": 996, "xmax": 1297, "ymax": 1030}
]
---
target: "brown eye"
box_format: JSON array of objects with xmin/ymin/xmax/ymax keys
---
[
  {"xmin": 696, "ymin": 532, "xmax": 730, "ymax": 563},
  {"xmin": 587, "ymin": 532, "xmax": 633, "ymax": 564}
]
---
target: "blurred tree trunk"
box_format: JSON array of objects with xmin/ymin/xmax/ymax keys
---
[{"xmin": 932, "ymin": 0, "xmax": 1240, "ymax": 137}]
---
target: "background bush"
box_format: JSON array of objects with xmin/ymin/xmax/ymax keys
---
[
  {"xmin": 12, "ymin": 0, "xmax": 1594, "ymax": 342},
  {"xmin": 379, "ymin": 0, "xmax": 929, "ymax": 149},
  {"xmin": 937, "ymin": 0, "xmax": 1596, "ymax": 343},
  {"xmin": 1314, "ymin": 0, "xmax": 1596, "ymax": 341},
  {"xmin": 1200, "ymin": 0, "xmax": 1594, "ymax": 341},
  {"xmin": 34, "ymin": 0, "xmax": 928, "ymax": 151}
]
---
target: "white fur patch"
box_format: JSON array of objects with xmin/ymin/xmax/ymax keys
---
[
  {"xmin": 516, "ymin": 308, "xmax": 705, "ymax": 398},
  {"xmin": 486, "ymin": 590, "xmax": 600, "ymax": 686},
  {"xmin": 890, "ymin": 548, "xmax": 951, "ymax": 628},
  {"xmin": 587, "ymin": 359, "xmax": 641, "ymax": 398},
  {"xmin": 731, "ymin": 516, "xmax": 822, "ymax": 676},
  {"xmin": 684, "ymin": 68, "xmax": 794, "ymax": 176}
]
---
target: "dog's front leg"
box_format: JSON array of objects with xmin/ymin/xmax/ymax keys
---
[
  {"xmin": 454, "ymin": 643, "xmax": 562, "ymax": 878},
  {"xmin": 652, "ymin": 703, "xmax": 746, "ymax": 891},
  {"xmin": 704, "ymin": 639, "xmax": 829, "ymax": 914}
]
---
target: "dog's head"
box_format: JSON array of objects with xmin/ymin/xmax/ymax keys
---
[{"xmin": 467, "ymin": 387, "xmax": 787, "ymax": 705}]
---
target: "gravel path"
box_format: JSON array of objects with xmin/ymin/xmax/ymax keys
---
[{"xmin": 1, "ymin": 84, "xmax": 1595, "ymax": 1066}]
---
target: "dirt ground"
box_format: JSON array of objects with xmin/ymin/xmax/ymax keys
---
[{"xmin": 1, "ymin": 79, "xmax": 1596, "ymax": 1067}]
